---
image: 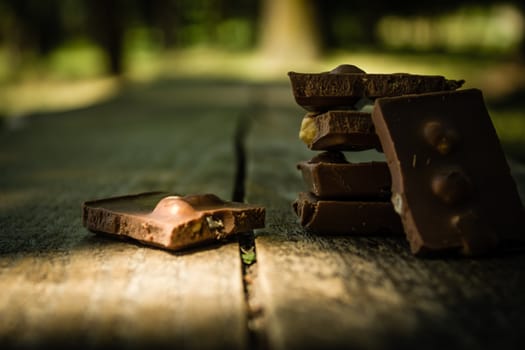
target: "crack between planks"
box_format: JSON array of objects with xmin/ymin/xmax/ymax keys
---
[
  {"xmin": 232, "ymin": 115, "xmax": 248, "ymax": 203},
  {"xmin": 232, "ymin": 114, "xmax": 267, "ymax": 350}
]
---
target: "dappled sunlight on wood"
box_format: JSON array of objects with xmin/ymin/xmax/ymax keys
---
[{"xmin": 0, "ymin": 239, "xmax": 245, "ymax": 348}]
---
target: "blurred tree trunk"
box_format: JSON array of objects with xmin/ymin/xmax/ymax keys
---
[
  {"xmin": 154, "ymin": 0, "xmax": 178, "ymax": 47},
  {"xmin": 3, "ymin": 0, "xmax": 63, "ymax": 59},
  {"xmin": 87, "ymin": 0, "xmax": 125, "ymax": 75},
  {"xmin": 360, "ymin": 13, "xmax": 379, "ymax": 46},
  {"xmin": 137, "ymin": 0, "xmax": 178, "ymax": 48},
  {"xmin": 258, "ymin": 0, "xmax": 320, "ymax": 65},
  {"xmin": 520, "ymin": 4, "xmax": 525, "ymax": 61}
]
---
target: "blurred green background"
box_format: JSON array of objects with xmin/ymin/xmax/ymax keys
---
[{"xmin": 0, "ymin": 0, "xmax": 524, "ymax": 158}]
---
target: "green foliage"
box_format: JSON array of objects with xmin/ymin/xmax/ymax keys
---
[
  {"xmin": 241, "ymin": 246, "xmax": 256, "ymax": 265},
  {"xmin": 216, "ymin": 18, "xmax": 255, "ymax": 50},
  {"xmin": 47, "ymin": 38, "xmax": 106, "ymax": 79},
  {"xmin": 376, "ymin": 4, "xmax": 524, "ymax": 54},
  {"xmin": 491, "ymin": 110, "xmax": 525, "ymax": 145}
]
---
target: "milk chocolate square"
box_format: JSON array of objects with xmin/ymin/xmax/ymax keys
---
[{"xmin": 83, "ymin": 192, "xmax": 265, "ymax": 251}]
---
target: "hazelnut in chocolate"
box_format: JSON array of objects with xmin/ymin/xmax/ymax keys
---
[{"xmin": 299, "ymin": 111, "xmax": 381, "ymax": 151}]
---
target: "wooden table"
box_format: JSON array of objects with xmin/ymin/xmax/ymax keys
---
[{"xmin": 1, "ymin": 80, "xmax": 524, "ymax": 350}]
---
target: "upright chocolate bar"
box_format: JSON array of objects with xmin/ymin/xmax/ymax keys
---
[
  {"xmin": 371, "ymin": 89, "xmax": 524, "ymax": 255},
  {"xmin": 289, "ymin": 70, "xmax": 464, "ymax": 111}
]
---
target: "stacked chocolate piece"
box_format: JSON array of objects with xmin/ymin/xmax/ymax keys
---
[
  {"xmin": 290, "ymin": 64, "xmax": 461, "ymax": 235},
  {"xmin": 289, "ymin": 64, "xmax": 524, "ymax": 256}
]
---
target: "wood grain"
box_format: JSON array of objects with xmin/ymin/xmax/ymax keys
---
[
  {"xmin": 245, "ymin": 105, "xmax": 525, "ymax": 350},
  {"xmin": 0, "ymin": 81, "xmax": 250, "ymax": 349},
  {"xmin": 3, "ymin": 79, "xmax": 524, "ymax": 350}
]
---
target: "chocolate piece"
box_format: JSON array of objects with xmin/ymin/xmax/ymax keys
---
[
  {"xmin": 82, "ymin": 192, "xmax": 265, "ymax": 251},
  {"xmin": 299, "ymin": 111, "xmax": 381, "ymax": 151},
  {"xmin": 293, "ymin": 192, "xmax": 403, "ymax": 234},
  {"xmin": 288, "ymin": 69, "xmax": 464, "ymax": 111},
  {"xmin": 371, "ymin": 89, "xmax": 525, "ymax": 256},
  {"xmin": 297, "ymin": 151, "xmax": 391, "ymax": 199}
]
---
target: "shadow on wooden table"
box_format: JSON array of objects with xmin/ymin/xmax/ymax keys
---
[{"xmin": 1, "ymin": 78, "xmax": 524, "ymax": 349}]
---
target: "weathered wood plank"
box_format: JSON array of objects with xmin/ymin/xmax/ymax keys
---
[
  {"xmin": 245, "ymin": 103, "xmax": 525, "ymax": 349},
  {"xmin": 0, "ymin": 81, "xmax": 251, "ymax": 349}
]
